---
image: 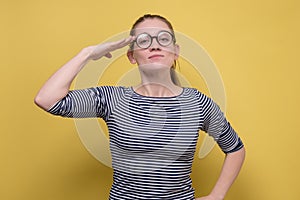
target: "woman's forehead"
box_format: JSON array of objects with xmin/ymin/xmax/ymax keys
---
[
  {"xmin": 132, "ymin": 19, "xmax": 171, "ymax": 35},
  {"xmin": 133, "ymin": 27, "xmax": 171, "ymax": 36}
]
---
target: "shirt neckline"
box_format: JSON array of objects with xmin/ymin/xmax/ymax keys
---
[{"xmin": 129, "ymin": 86, "xmax": 185, "ymax": 99}]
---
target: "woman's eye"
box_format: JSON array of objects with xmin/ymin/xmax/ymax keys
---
[
  {"xmin": 139, "ymin": 39, "xmax": 149, "ymax": 44},
  {"xmin": 137, "ymin": 34, "xmax": 150, "ymax": 45},
  {"xmin": 159, "ymin": 36, "xmax": 171, "ymax": 44},
  {"xmin": 160, "ymin": 37, "xmax": 170, "ymax": 42}
]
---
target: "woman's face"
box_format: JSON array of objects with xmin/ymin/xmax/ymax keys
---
[{"xmin": 127, "ymin": 18, "xmax": 179, "ymax": 69}]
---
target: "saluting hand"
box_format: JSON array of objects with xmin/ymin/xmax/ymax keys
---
[{"xmin": 85, "ymin": 36, "xmax": 135, "ymax": 61}]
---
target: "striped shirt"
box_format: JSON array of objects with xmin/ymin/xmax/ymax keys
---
[{"xmin": 48, "ymin": 86, "xmax": 243, "ymax": 200}]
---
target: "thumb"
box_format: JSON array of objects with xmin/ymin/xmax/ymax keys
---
[{"xmin": 104, "ymin": 52, "xmax": 112, "ymax": 58}]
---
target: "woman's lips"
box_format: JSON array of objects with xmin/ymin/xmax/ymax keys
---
[{"xmin": 148, "ymin": 54, "xmax": 164, "ymax": 59}]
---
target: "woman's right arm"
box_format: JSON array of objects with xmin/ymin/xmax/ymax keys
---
[{"xmin": 34, "ymin": 36, "xmax": 134, "ymax": 111}]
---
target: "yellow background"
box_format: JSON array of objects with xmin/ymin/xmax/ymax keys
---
[{"xmin": 1, "ymin": 0, "xmax": 299, "ymax": 199}]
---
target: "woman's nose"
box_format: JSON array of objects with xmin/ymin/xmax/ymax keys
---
[
  {"xmin": 149, "ymin": 47, "xmax": 161, "ymax": 51},
  {"xmin": 149, "ymin": 38, "xmax": 161, "ymax": 50}
]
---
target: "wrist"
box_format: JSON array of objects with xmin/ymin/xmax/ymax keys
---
[
  {"xmin": 79, "ymin": 46, "xmax": 94, "ymax": 62},
  {"xmin": 209, "ymin": 192, "xmax": 224, "ymax": 200}
]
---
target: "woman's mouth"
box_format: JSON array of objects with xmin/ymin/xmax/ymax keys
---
[{"xmin": 148, "ymin": 54, "xmax": 164, "ymax": 59}]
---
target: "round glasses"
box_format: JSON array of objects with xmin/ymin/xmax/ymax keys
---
[{"xmin": 133, "ymin": 30, "xmax": 175, "ymax": 49}]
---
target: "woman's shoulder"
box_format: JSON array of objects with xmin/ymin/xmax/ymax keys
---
[
  {"xmin": 183, "ymin": 87, "xmax": 207, "ymax": 97},
  {"xmin": 93, "ymin": 85, "xmax": 129, "ymax": 92},
  {"xmin": 90, "ymin": 86, "xmax": 134, "ymax": 98},
  {"xmin": 183, "ymin": 87, "xmax": 214, "ymax": 104}
]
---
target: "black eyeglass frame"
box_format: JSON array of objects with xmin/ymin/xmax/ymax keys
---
[{"xmin": 132, "ymin": 30, "xmax": 176, "ymax": 49}]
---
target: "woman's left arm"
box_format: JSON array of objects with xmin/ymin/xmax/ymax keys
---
[{"xmin": 196, "ymin": 147, "xmax": 246, "ymax": 200}]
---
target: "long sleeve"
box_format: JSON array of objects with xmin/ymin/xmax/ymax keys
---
[
  {"xmin": 199, "ymin": 92, "xmax": 244, "ymax": 153},
  {"xmin": 47, "ymin": 87, "xmax": 108, "ymax": 119}
]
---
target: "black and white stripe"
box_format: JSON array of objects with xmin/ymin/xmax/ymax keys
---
[{"xmin": 48, "ymin": 86, "xmax": 243, "ymax": 200}]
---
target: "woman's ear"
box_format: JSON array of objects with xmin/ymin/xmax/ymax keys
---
[{"xmin": 127, "ymin": 50, "xmax": 137, "ymax": 64}]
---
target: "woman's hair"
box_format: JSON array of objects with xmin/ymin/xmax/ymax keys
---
[
  {"xmin": 129, "ymin": 14, "xmax": 181, "ymax": 86},
  {"xmin": 130, "ymin": 14, "xmax": 175, "ymax": 38}
]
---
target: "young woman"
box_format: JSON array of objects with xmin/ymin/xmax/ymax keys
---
[{"xmin": 35, "ymin": 14, "xmax": 245, "ymax": 200}]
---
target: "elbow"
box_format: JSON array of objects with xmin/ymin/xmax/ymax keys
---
[
  {"xmin": 237, "ymin": 146, "xmax": 246, "ymax": 159},
  {"xmin": 34, "ymin": 93, "xmax": 51, "ymax": 111},
  {"xmin": 229, "ymin": 146, "xmax": 246, "ymax": 162},
  {"xmin": 226, "ymin": 146, "xmax": 246, "ymax": 161},
  {"xmin": 238, "ymin": 147, "xmax": 246, "ymax": 166},
  {"xmin": 34, "ymin": 94, "xmax": 42, "ymax": 107},
  {"xmin": 34, "ymin": 90, "xmax": 67, "ymax": 111}
]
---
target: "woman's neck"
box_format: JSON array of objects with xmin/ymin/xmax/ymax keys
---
[{"xmin": 135, "ymin": 67, "xmax": 182, "ymax": 97}]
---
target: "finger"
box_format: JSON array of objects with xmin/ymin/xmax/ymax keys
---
[
  {"xmin": 124, "ymin": 35, "xmax": 136, "ymax": 44},
  {"xmin": 112, "ymin": 36, "xmax": 135, "ymax": 48},
  {"xmin": 117, "ymin": 36, "xmax": 135, "ymax": 44}
]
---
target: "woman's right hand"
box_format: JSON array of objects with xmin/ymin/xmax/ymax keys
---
[
  {"xmin": 34, "ymin": 36, "xmax": 135, "ymax": 111},
  {"xmin": 85, "ymin": 36, "xmax": 135, "ymax": 61}
]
